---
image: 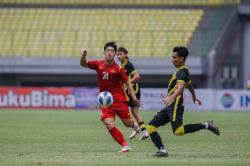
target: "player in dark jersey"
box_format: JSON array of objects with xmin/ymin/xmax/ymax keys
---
[
  {"xmin": 117, "ymin": 47, "xmax": 149, "ymax": 140},
  {"xmin": 80, "ymin": 41, "xmax": 141, "ymax": 152},
  {"xmin": 146, "ymin": 46, "xmax": 220, "ymax": 157}
]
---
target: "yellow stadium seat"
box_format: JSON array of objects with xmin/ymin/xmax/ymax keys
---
[
  {"xmin": 0, "ymin": 0, "xmax": 241, "ymax": 5},
  {"xmin": 0, "ymin": 8, "xmax": 204, "ymax": 58}
]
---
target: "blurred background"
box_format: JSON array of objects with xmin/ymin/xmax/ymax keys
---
[{"xmin": 0, "ymin": 0, "xmax": 250, "ymax": 110}]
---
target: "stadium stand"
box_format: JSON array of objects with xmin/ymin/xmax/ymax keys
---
[
  {"xmin": 0, "ymin": 0, "xmax": 245, "ymax": 88},
  {"xmin": 1, "ymin": 0, "xmax": 241, "ymax": 6},
  {"xmin": 188, "ymin": 7, "xmax": 235, "ymax": 56},
  {"xmin": 0, "ymin": 8, "xmax": 203, "ymax": 58}
]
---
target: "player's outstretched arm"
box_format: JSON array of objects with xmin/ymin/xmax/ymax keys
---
[
  {"xmin": 80, "ymin": 49, "xmax": 88, "ymax": 67},
  {"xmin": 125, "ymin": 80, "xmax": 142, "ymax": 107},
  {"xmin": 187, "ymin": 82, "xmax": 202, "ymax": 105}
]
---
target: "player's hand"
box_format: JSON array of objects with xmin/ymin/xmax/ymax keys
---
[
  {"xmin": 163, "ymin": 96, "xmax": 174, "ymax": 106},
  {"xmin": 81, "ymin": 49, "xmax": 87, "ymax": 57},
  {"xmin": 132, "ymin": 98, "xmax": 143, "ymax": 107},
  {"xmin": 193, "ymin": 97, "xmax": 202, "ymax": 106}
]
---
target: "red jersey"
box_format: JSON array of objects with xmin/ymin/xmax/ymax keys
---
[{"xmin": 87, "ymin": 60, "xmax": 128, "ymax": 102}]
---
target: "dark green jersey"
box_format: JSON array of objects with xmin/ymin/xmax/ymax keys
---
[{"xmin": 167, "ymin": 66, "xmax": 191, "ymax": 106}]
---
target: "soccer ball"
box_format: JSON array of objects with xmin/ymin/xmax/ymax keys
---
[{"xmin": 97, "ymin": 91, "xmax": 114, "ymax": 108}]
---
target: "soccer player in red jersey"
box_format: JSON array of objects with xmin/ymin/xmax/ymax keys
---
[{"xmin": 80, "ymin": 41, "xmax": 141, "ymax": 152}]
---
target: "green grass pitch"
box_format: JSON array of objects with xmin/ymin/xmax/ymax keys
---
[{"xmin": 0, "ymin": 110, "xmax": 250, "ymax": 166}]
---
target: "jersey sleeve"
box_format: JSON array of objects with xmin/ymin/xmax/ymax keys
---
[
  {"xmin": 119, "ymin": 67, "xmax": 129, "ymax": 83},
  {"xmin": 176, "ymin": 69, "xmax": 190, "ymax": 84},
  {"xmin": 87, "ymin": 60, "xmax": 98, "ymax": 70},
  {"xmin": 124, "ymin": 62, "xmax": 136, "ymax": 76}
]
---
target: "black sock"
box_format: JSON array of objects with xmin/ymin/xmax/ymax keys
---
[
  {"xmin": 138, "ymin": 122, "xmax": 146, "ymax": 131},
  {"xmin": 149, "ymin": 131, "xmax": 165, "ymax": 150},
  {"xmin": 184, "ymin": 123, "xmax": 205, "ymax": 134}
]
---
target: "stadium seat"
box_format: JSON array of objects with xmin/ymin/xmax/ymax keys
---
[
  {"xmin": 1, "ymin": 0, "xmax": 241, "ymax": 6},
  {"xmin": 0, "ymin": 8, "xmax": 203, "ymax": 58}
]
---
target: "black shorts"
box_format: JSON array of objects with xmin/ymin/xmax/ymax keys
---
[
  {"xmin": 148, "ymin": 105, "xmax": 184, "ymax": 132},
  {"xmin": 126, "ymin": 83, "xmax": 141, "ymax": 107}
]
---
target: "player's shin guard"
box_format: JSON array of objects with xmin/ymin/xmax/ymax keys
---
[
  {"xmin": 183, "ymin": 123, "xmax": 205, "ymax": 134},
  {"xmin": 109, "ymin": 127, "xmax": 128, "ymax": 146},
  {"xmin": 139, "ymin": 122, "xmax": 146, "ymax": 131}
]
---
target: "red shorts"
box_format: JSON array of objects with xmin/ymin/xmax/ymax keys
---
[{"xmin": 99, "ymin": 101, "xmax": 131, "ymax": 120}]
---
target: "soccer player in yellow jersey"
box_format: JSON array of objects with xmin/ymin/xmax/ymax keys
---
[
  {"xmin": 117, "ymin": 47, "xmax": 149, "ymax": 140},
  {"xmin": 146, "ymin": 46, "xmax": 220, "ymax": 157}
]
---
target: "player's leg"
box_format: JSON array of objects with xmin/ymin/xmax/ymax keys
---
[
  {"xmin": 127, "ymin": 102, "xmax": 140, "ymax": 139},
  {"xmin": 170, "ymin": 105, "xmax": 204, "ymax": 136},
  {"xmin": 128, "ymin": 84, "xmax": 148, "ymax": 139},
  {"xmin": 172, "ymin": 120, "xmax": 220, "ymax": 136},
  {"xmin": 100, "ymin": 107, "xmax": 129, "ymax": 151},
  {"xmin": 112, "ymin": 101, "xmax": 139, "ymax": 152},
  {"xmin": 115, "ymin": 101, "xmax": 140, "ymax": 133},
  {"xmin": 117, "ymin": 114, "xmax": 138, "ymax": 152},
  {"xmin": 130, "ymin": 106, "xmax": 149, "ymax": 140},
  {"xmin": 120, "ymin": 113, "xmax": 140, "ymax": 133},
  {"xmin": 184, "ymin": 120, "xmax": 220, "ymax": 135},
  {"xmin": 130, "ymin": 106, "xmax": 144, "ymax": 127},
  {"xmin": 146, "ymin": 107, "xmax": 170, "ymax": 157},
  {"xmin": 102, "ymin": 117, "xmax": 129, "ymax": 146},
  {"xmin": 170, "ymin": 106, "xmax": 220, "ymax": 136}
]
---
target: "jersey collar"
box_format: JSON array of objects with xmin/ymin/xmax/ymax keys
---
[
  {"xmin": 121, "ymin": 59, "xmax": 128, "ymax": 67},
  {"xmin": 176, "ymin": 65, "xmax": 188, "ymax": 71}
]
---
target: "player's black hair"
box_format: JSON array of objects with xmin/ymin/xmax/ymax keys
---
[
  {"xmin": 104, "ymin": 41, "xmax": 117, "ymax": 52},
  {"xmin": 173, "ymin": 46, "xmax": 189, "ymax": 61},
  {"xmin": 118, "ymin": 47, "xmax": 129, "ymax": 60},
  {"xmin": 118, "ymin": 47, "xmax": 128, "ymax": 55}
]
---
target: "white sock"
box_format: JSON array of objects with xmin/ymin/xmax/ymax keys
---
[
  {"xmin": 160, "ymin": 147, "xmax": 167, "ymax": 153},
  {"xmin": 132, "ymin": 122, "xmax": 140, "ymax": 132},
  {"xmin": 204, "ymin": 122, "xmax": 209, "ymax": 129}
]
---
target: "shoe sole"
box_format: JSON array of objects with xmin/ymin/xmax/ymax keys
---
[
  {"xmin": 152, "ymin": 154, "xmax": 169, "ymax": 157},
  {"xmin": 118, "ymin": 149, "xmax": 132, "ymax": 153},
  {"xmin": 119, "ymin": 150, "xmax": 130, "ymax": 153}
]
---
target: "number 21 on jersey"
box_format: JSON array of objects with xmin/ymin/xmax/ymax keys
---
[{"xmin": 102, "ymin": 71, "xmax": 109, "ymax": 80}]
